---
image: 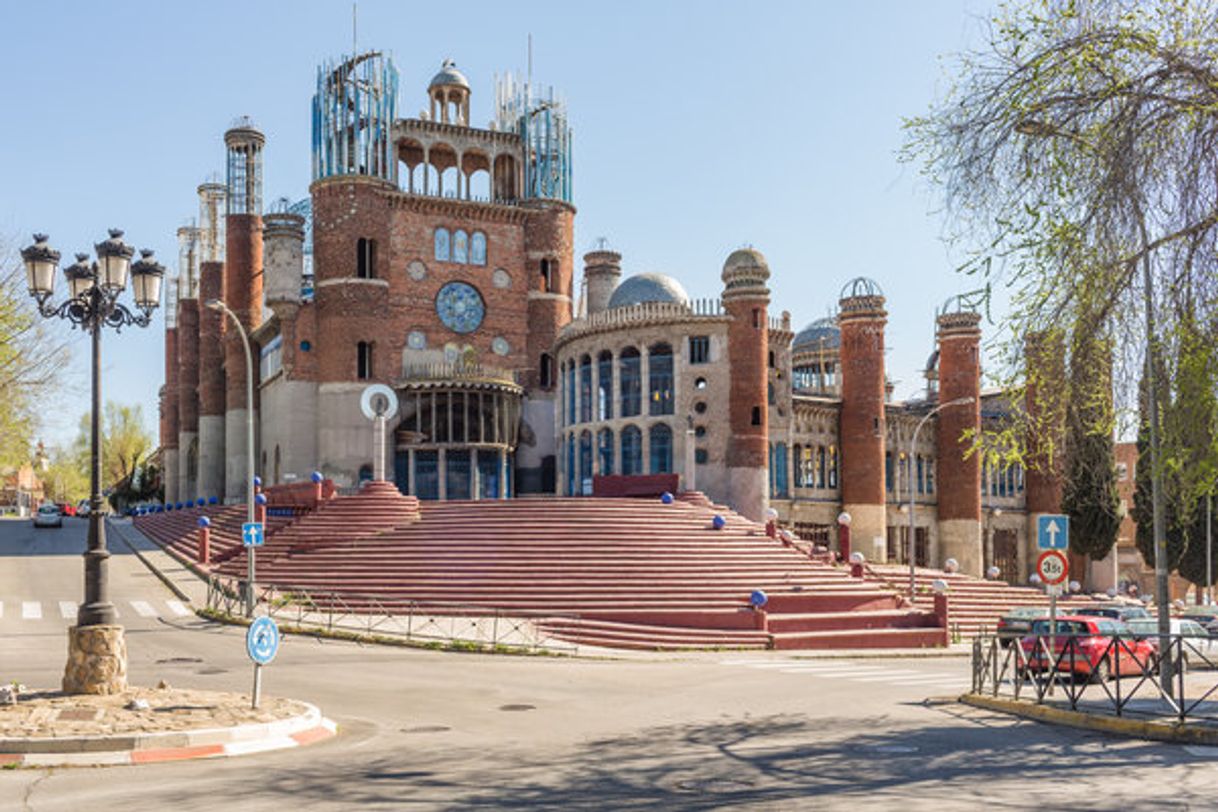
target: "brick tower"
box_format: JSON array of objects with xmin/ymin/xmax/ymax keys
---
[
  {"xmin": 223, "ymin": 120, "xmax": 265, "ymax": 502},
  {"xmin": 838, "ymin": 278, "xmax": 888, "ymax": 549},
  {"xmin": 935, "ymin": 303, "xmax": 983, "ymax": 575},
  {"xmin": 196, "ymin": 181, "xmax": 227, "ymax": 501},
  {"xmin": 582, "ymin": 245, "xmax": 622, "ymax": 317},
  {"xmin": 176, "ymin": 224, "xmax": 200, "ymax": 501},
  {"xmin": 161, "ymin": 274, "xmax": 180, "ymax": 505},
  {"xmin": 1023, "ymin": 330, "xmax": 1066, "ymax": 580},
  {"xmin": 721, "ymin": 248, "xmax": 771, "ymax": 522}
]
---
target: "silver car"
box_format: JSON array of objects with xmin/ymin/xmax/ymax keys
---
[{"xmin": 32, "ymin": 504, "xmax": 63, "ymax": 528}]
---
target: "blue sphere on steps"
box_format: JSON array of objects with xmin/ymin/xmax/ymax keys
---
[
  {"xmin": 198, "ymin": 516, "xmax": 210, "ymax": 528},
  {"xmin": 255, "ymin": 493, "xmax": 267, "ymax": 505},
  {"xmin": 660, "ymin": 492, "xmax": 673, "ymax": 505},
  {"xmin": 750, "ymin": 589, "xmax": 768, "ymax": 608},
  {"xmin": 712, "ymin": 515, "xmax": 726, "ymax": 530}
]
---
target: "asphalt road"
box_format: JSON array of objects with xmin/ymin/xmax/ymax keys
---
[{"xmin": 2, "ymin": 518, "xmax": 1218, "ymax": 810}]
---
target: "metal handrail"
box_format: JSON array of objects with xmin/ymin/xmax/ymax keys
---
[
  {"xmin": 204, "ymin": 575, "xmax": 580, "ymax": 654},
  {"xmin": 971, "ymin": 631, "xmax": 1218, "ymax": 724}
]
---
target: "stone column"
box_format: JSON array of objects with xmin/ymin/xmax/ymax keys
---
[{"xmin": 63, "ymin": 625, "xmax": 127, "ymax": 695}]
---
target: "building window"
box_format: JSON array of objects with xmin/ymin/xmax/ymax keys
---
[
  {"xmin": 689, "ymin": 335, "xmax": 710, "ymax": 364},
  {"xmin": 648, "ymin": 343, "xmax": 674, "ymax": 416},
  {"xmin": 752, "ymin": 308, "xmax": 761, "ymax": 328},
  {"xmin": 650, "ymin": 424, "xmax": 673, "ymax": 474},
  {"xmin": 539, "ymin": 353, "xmax": 554, "ymax": 389},
  {"xmin": 358, "ymin": 464, "xmax": 374, "ymax": 483},
  {"xmin": 885, "ymin": 451, "xmax": 894, "ymax": 493},
  {"xmin": 926, "ymin": 457, "xmax": 934, "ymax": 493},
  {"xmin": 579, "ymin": 355, "xmax": 592, "ymax": 423},
  {"xmin": 793, "ymin": 444, "xmax": 803, "ymax": 487},
  {"xmin": 620, "ymin": 347, "xmax": 641, "ymax": 417},
  {"xmin": 768, "ymin": 350, "xmax": 775, "ymax": 368},
  {"xmin": 471, "ymin": 232, "xmax": 487, "ymax": 265},
  {"xmin": 751, "ymin": 406, "xmax": 761, "ymax": 426},
  {"xmin": 597, "ymin": 351, "xmax": 613, "ymax": 420},
  {"xmin": 579, "ymin": 431, "xmax": 593, "ymax": 493},
  {"xmin": 917, "ymin": 455, "xmax": 925, "ymax": 495},
  {"xmin": 566, "ymin": 360, "xmax": 576, "ymax": 425},
  {"xmin": 621, "ymin": 425, "xmax": 642, "ymax": 475},
  {"xmin": 695, "ymin": 449, "xmax": 708, "ymax": 464},
  {"xmin": 768, "ymin": 382, "xmax": 775, "ymax": 405},
  {"xmin": 773, "ymin": 442, "xmax": 788, "ymax": 498},
  {"xmin": 597, "ymin": 428, "xmax": 614, "ymax": 475},
  {"xmin": 694, "ymin": 401, "xmax": 707, "ymax": 414},
  {"xmin": 453, "ymin": 229, "xmax": 469, "ymax": 264},
  {"xmin": 566, "ymin": 434, "xmax": 576, "ymax": 496},
  {"xmin": 540, "ymin": 258, "xmax": 557, "ymax": 293},
  {"xmin": 415, "ymin": 451, "xmax": 439, "ymax": 500},
  {"xmin": 356, "ymin": 237, "xmax": 377, "ymax": 279},
  {"xmin": 357, "ymin": 341, "xmax": 373, "ymax": 380},
  {"xmin": 828, "ymin": 446, "xmax": 838, "ymax": 488},
  {"xmin": 433, "ymin": 228, "xmax": 450, "ymax": 262},
  {"xmin": 817, "ymin": 446, "xmax": 827, "ymax": 488},
  {"xmin": 694, "ymin": 425, "xmax": 707, "ymax": 439}
]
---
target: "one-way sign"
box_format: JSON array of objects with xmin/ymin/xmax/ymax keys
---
[
  {"xmin": 1037, "ymin": 514, "xmax": 1069, "ymax": 550},
  {"xmin": 242, "ymin": 522, "xmax": 264, "ymax": 547}
]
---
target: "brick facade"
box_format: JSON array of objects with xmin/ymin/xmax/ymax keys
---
[
  {"xmin": 198, "ymin": 261, "xmax": 226, "ymax": 417},
  {"xmin": 838, "ymin": 295, "xmax": 887, "ymax": 509},
  {"xmin": 935, "ymin": 312, "xmax": 982, "ymax": 522}
]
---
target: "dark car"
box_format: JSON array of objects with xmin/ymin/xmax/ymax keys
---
[
  {"xmin": 996, "ymin": 606, "xmax": 1049, "ymax": 647},
  {"xmin": 1074, "ymin": 604, "xmax": 1151, "ymax": 622}
]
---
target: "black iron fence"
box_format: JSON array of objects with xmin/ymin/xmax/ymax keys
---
[
  {"xmin": 204, "ymin": 575, "xmax": 581, "ymax": 655},
  {"xmin": 971, "ymin": 632, "xmax": 1218, "ymax": 724}
]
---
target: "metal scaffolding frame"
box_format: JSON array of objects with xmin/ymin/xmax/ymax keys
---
[
  {"xmin": 494, "ymin": 72, "xmax": 573, "ymax": 203},
  {"xmin": 312, "ymin": 51, "xmax": 399, "ymax": 184}
]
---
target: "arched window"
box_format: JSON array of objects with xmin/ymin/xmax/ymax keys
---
[
  {"xmin": 357, "ymin": 341, "xmax": 373, "ymax": 380},
  {"xmin": 540, "ymin": 259, "xmax": 552, "ymax": 292},
  {"xmin": 358, "ymin": 464, "xmax": 374, "ymax": 483},
  {"xmin": 597, "ymin": 428, "xmax": 614, "ymax": 475},
  {"xmin": 620, "ymin": 347, "xmax": 641, "ymax": 417},
  {"xmin": 579, "ymin": 354, "xmax": 592, "ymax": 423},
  {"xmin": 356, "ymin": 237, "xmax": 377, "ymax": 279},
  {"xmin": 621, "ymin": 425, "xmax": 642, "ymax": 475},
  {"xmin": 453, "ymin": 229, "xmax": 469, "ymax": 264},
  {"xmin": 434, "ymin": 228, "xmax": 450, "ymax": 261},
  {"xmin": 772, "ymin": 442, "xmax": 788, "ymax": 498},
  {"xmin": 817, "ymin": 446, "xmax": 827, "ymax": 488},
  {"xmin": 649, "ymin": 424, "xmax": 672, "ymax": 474},
  {"xmin": 828, "ymin": 446, "xmax": 839, "ymax": 488},
  {"xmin": 926, "ymin": 456, "xmax": 935, "ymax": 493},
  {"xmin": 273, "ymin": 445, "xmax": 281, "ymax": 485},
  {"xmin": 917, "ymin": 455, "xmax": 925, "ymax": 495},
  {"xmin": 648, "ymin": 343, "xmax": 673, "ymax": 416},
  {"xmin": 565, "ymin": 434, "xmax": 576, "ymax": 496},
  {"xmin": 793, "ymin": 444, "xmax": 803, "ymax": 488},
  {"xmin": 539, "ymin": 353, "xmax": 554, "ymax": 389},
  {"xmin": 597, "ymin": 351, "xmax": 613, "ymax": 420},
  {"xmin": 471, "ymin": 232, "xmax": 487, "ymax": 265},
  {"xmin": 566, "ymin": 360, "xmax": 577, "ymax": 425},
  {"xmin": 579, "ymin": 430, "xmax": 593, "ymax": 493}
]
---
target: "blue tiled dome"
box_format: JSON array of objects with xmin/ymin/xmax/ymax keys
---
[
  {"xmin": 607, "ymin": 273, "xmax": 691, "ymax": 309},
  {"xmin": 792, "ymin": 317, "xmax": 840, "ymax": 352}
]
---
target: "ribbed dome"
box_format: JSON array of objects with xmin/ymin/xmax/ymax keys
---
[
  {"xmin": 793, "ymin": 317, "xmax": 840, "ymax": 352},
  {"xmin": 607, "ymin": 273, "xmax": 691, "ymax": 309},
  {"xmin": 721, "ymin": 248, "xmax": 769, "ymax": 281},
  {"xmin": 429, "ymin": 59, "xmax": 470, "ymax": 90}
]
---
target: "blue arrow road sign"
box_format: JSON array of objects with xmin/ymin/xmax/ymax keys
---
[
  {"xmin": 1037, "ymin": 514, "xmax": 1069, "ymax": 550},
  {"xmin": 242, "ymin": 522, "xmax": 264, "ymax": 547},
  {"xmin": 246, "ymin": 616, "xmax": 280, "ymax": 665}
]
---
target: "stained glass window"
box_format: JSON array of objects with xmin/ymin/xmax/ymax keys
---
[
  {"xmin": 435, "ymin": 282, "xmax": 485, "ymax": 334},
  {"xmin": 434, "ymin": 228, "xmax": 450, "ymax": 261}
]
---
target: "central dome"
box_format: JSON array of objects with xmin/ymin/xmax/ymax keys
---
[
  {"xmin": 793, "ymin": 317, "xmax": 840, "ymax": 352},
  {"xmin": 429, "ymin": 59, "xmax": 470, "ymax": 90},
  {"xmin": 607, "ymin": 273, "xmax": 691, "ymax": 310}
]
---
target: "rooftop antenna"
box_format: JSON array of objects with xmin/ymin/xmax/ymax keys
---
[
  {"xmin": 527, "ymin": 33, "xmax": 533, "ymax": 89},
  {"xmin": 352, "ymin": 2, "xmax": 357, "ymax": 55}
]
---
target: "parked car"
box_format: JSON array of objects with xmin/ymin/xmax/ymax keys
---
[
  {"xmin": 55, "ymin": 502, "xmax": 76, "ymax": 517},
  {"xmin": 1074, "ymin": 604, "xmax": 1152, "ymax": 622},
  {"xmin": 76, "ymin": 500, "xmax": 91, "ymax": 518},
  {"xmin": 1020, "ymin": 616, "xmax": 1155, "ymax": 681},
  {"xmin": 32, "ymin": 503, "xmax": 63, "ymax": 529},
  {"xmin": 996, "ymin": 606, "xmax": 1050, "ymax": 647},
  {"xmin": 1126, "ymin": 618, "xmax": 1218, "ymax": 671}
]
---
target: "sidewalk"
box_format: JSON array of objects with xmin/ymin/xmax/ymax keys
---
[{"xmin": 0, "ymin": 686, "xmax": 336, "ymax": 767}]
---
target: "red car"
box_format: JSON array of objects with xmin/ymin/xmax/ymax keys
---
[
  {"xmin": 55, "ymin": 502, "xmax": 76, "ymax": 517},
  {"xmin": 1020, "ymin": 615, "xmax": 1156, "ymax": 681}
]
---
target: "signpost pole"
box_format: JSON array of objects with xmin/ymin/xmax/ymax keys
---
[
  {"xmin": 1048, "ymin": 588, "xmax": 1057, "ymax": 698},
  {"xmin": 252, "ymin": 662, "xmax": 262, "ymax": 710}
]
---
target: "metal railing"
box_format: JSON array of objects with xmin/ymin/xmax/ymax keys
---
[
  {"xmin": 971, "ymin": 632, "xmax": 1218, "ymax": 724},
  {"xmin": 205, "ymin": 576, "xmax": 580, "ymax": 655}
]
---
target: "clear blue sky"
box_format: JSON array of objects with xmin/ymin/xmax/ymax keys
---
[{"xmin": 0, "ymin": 0, "xmax": 995, "ymax": 451}]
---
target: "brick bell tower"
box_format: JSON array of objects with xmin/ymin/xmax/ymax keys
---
[
  {"xmin": 176, "ymin": 223, "xmax": 201, "ymax": 501},
  {"xmin": 935, "ymin": 302, "xmax": 984, "ymax": 575},
  {"xmin": 196, "ymin": 181, "xmax": 227, "ymax": 502},
  {"xmin": 721, "ymin": 248, "xmax": 771, "ymax": 522},
  {"xmin": 223, "ymin": 119, "xmax": 266, "ymax": 502},
  {"xmin": 838, "ymin": 278, "xmax": 888, "ymax": 549}
]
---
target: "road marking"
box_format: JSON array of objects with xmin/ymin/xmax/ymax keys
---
[
  {"xmin": 848, "ymin": 670, "xmax": 929, "ymax": 681},
  {"xmin": 130, "ymin": 600, "xmax": 157, "ymax": 618},
  {"xmin": 886, "ymin": 676, "xmax": 965, "ymax": 686},
  {"xmin": 1184, "ymin": 746, "xmax": 1218, "ymax": 757},
  {"xmin": 0, "ymin": 601, "xmax": 4, "ymax": 619},
  {"xmin": 22, "ymin": 602, "xmax": 41, "ymax": 620},
  {"xmin": 59, "ymin": 601, "xmax": 76, "ymax": 620},
  {"xmin": 166, "ymin": 600, "xmax": 191, "ymax": 617},
  {"xmin": 778, "ymin": 666, "xmax": 890, "ymax": 675}
]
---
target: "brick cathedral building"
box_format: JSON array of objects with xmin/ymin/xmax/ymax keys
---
[{"xmin": 157, "ymin": 51, "xmax": 1113, "ymax": 589}]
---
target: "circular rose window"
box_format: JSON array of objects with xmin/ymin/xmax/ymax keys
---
[{"xmin": 435, "ymin": 282, "xmax": 485, "ymax": 334}]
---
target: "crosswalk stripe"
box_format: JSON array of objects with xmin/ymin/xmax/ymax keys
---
[
  {"xmin": 886, "ymin": 677, "xmax": 965, "ymax": 686},
  {"xmin": 0, "ymin": 601, "xmax": 4, "ymax": 619},
  {"xmin": 59, "ymin": 601, "xmax": 76, "ymax": 619},
  {"xmin": 165, "ymin": 600, "xmax": 191, "ymax": 617},
  {"xmin": 22, "ymin": 602, "xmax": 41, "ymax": 620},
  {"xmin": 778, "ymin": 666, "xmax": 889, "ymax": 675},
  {"xmin": 849, "ymin": 671, "xmax": 929, "ymax": 681},
  {"xmin": 130, "ymin": 600, "xmax": 157, "ymax": 618}
]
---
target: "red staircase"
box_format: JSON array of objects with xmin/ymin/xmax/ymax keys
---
[
  {"xmin": 134, "ymin": 504, "xmax": 295, "ymax": 566},
  {"xmin": 135, "ymin": 486, "xmax": 948, "ymax": 651},
  {"xmin": 863, "ymin": 564, "xmax": 1087, "ymax": 638}
]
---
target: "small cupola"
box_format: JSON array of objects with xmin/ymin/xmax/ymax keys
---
[{"xmin": 429, "ymin": 59, "xmax": 471, "ymax": 125}]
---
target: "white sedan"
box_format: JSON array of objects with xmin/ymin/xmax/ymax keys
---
[
  {"xmin": 32, "ymin": 504, "xmax": 63, "ymax": 528},
  {"xmin": 1127, "ymin": 618, "xmax": 1218, "ymax": 670}
]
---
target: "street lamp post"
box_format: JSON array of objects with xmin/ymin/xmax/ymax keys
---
[
  {"xmin": 908, "ymin": 396, "xmax": 975, "ymax": 600},
  {"xmin": 21, "ymin": 232, "xmax": 163, "ymax": 694},
  {"xmin": 205, "ymin": 298, "xmax": 256, "ymax": 617}
]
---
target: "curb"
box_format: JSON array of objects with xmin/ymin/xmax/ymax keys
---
[
  {"xmin": 0, "ymin": 703, "xmax": 337, "ymax": 767},
  {"xmin": 960, "ymin": 692, "xmax": 1218, "ymax": 745},
  {"xmin": 109, "ymin": 519, "xmax": 193, "ymax": 602}
]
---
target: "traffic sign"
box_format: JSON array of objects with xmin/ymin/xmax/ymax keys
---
[
  {"xmin": 1036, "ymin": 549, "xmax": 1069, "ymax": 586},
  {"xmin": 242, "ymin": 522, "xmax": 264, "ymax": 547},
  {"xmin": 1037, "ymin": 514, "xmax": 1069, "ymax": 550},
  {"xmin": 246, "ymin": 616, "xmax": 280, "ymax": 665}
]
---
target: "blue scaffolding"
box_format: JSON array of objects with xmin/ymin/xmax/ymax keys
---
[{"xmin": 312, "ymin": 51, "xmax": 399, "ymax": 184}]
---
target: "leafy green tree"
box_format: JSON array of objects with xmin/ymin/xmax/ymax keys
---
[
  {"xmin": 1133, "ymin": 372, "xmax": 1185, "ymax": 571},
  {"xmin": 72, "ymin": 402, "xmax": 154, "ymax": 491},
  {"xmin": 1061, "ymin": 333, "xmax": 1121, "ymax": 561}
]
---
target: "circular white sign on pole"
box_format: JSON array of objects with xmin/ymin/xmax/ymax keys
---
[
  {"xmin": 1036, "ymin": 549, "xmax": 1069, "ymax": 586},
  {"xmin": 359, "ymin": 384, "xmax": 399, "ymax": 421}
]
